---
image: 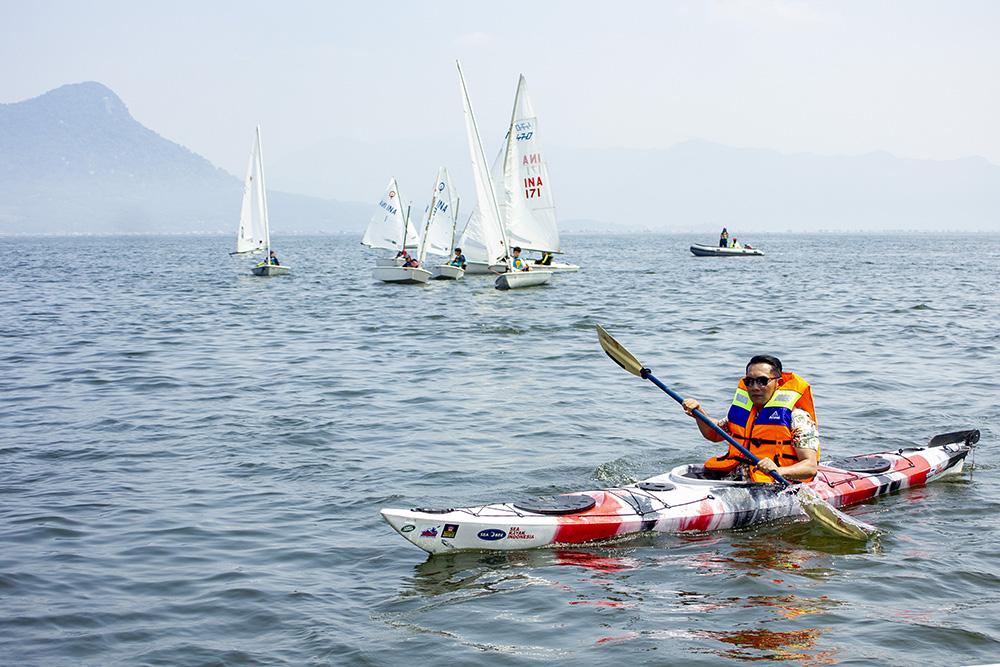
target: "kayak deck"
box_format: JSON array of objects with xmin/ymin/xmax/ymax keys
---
[{"xmin": 381, "ymin": 437, "xmax": 974, "ymax": 554}]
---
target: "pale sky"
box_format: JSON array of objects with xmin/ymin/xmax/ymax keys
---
[{"xmin": 4, "ymin": 0, "xmax": 1000, "ymax": 181}]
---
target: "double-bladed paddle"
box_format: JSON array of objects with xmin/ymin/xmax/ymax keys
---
[{"xmin": 596, "ymin": 324, "xmax": 876, "ymax": 541}]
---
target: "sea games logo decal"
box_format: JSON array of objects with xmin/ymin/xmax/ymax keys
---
[
  {"xmin": 477, "ymin": 527, "xmax": 536, "ymax": 541},
  {"xmin": 477, "ymin": 528, "xmax": 506, "ymax": 541}
]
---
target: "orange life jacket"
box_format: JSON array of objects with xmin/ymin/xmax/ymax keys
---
[{"xmin": 704, "ymin": 373, "xmax": 818, "ymax": 483}]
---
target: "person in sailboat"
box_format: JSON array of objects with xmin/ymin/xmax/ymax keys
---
[
  {"xmin": 402, "ymin": 254, "xmax": 420, "ymax": 268},
  {"xmin": 511, "ymin": 247, "xmax": 531, "ymax": 272},
  {"xmin": 534, "ymin": 252, "xmax": 553, "ymax": 266},
  {"xmin": 449, "ymin": 247, "xmax": 467, "ymax": 270},
  {"xmin": 679, "ymin": 354, "xmax": 820, "ymax": 484},
  {"xmin": 268, "ymin": 250, "xmax": 280, "ymax": 266}
]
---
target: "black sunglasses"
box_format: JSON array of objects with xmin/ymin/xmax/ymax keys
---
[{"xmin": 744, "ymin": 375, "xmax": 779, "ymax": 387}]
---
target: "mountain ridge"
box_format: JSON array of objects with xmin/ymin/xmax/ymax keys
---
[
  {"xmin": 0, "ymin": 82, "xmax": 368, "ymax": 235},
  {"xmin": 2, "ymin": 82, "xmax": 997, "ymax": 235}
]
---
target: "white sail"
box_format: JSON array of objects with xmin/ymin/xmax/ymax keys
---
[
  {"xmin": 456, "ymin": 61, "xmax": 509, "ymax": 268},
  {"xmin": 457, "ymin": 147, "xmax": 505, "ymax": 264},
  {"xmin": 362, "ymin": 178, "xmax": 419, "ymax": 253},
  {"xmin": 500, "ymin": 76, "xmax": 560, "ymax": 254},
  {"xmin": 235, "ymin": 126, "xmax": 269, "ymax": 255},
  {"xmin": 419, "ymin": 167, "xmax": 460, "ymax": 261}
]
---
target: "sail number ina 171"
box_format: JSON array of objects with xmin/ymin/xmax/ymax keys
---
[{"xmin": 522, "ymin": 152, "xmax": 545, "ymax": 199}]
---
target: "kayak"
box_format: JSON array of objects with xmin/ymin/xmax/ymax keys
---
[
  {"xmin": 381, "ymin": 431, "xmax": 977, "ymax": 554},
  {"xmin": 690, "ymin": 243, "xmax": 764, "ymax": 257}
]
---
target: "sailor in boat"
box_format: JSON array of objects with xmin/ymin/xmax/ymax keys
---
[
  {"xmin": 534, "ymin": 252, "xmax": 553, "ymax": 266},
  {"xmin": 719, "ymin": 228, "xmax": 729, "ymax": 248},
  {"xmin": 680, "ymin": 354, "xmax": 820, "ymax": 483},
  {"xmin": 449, "ymin": 247, "xmax": 467, "ymax": 270},
  {"xmin": 402, "ymin": 254, "xmax": 420, "ymax": 268},
  {"xmin": 257, "ymin": 250, "xmax": 279, "ymax": 268},
  {"xmin": 511, "ymin": 247, "xmax": 531, "ymax": 272}
]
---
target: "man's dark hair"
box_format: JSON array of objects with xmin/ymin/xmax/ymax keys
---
[{"xmin": 747, "ymin": 355, "xmax": 782, "ymax": 375}]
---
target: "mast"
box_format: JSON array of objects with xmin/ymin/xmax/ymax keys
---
[
  {"xmin": 419, "ymin": 180, "xmax": 439, "ymax": 265},
  {"xmin": 450, "ymin": 196, "xmax": 461, "ymax": 255},
  {"xmin": 401, "ymin": 199, "xmax": 411, "ymax": 254},
  {"xmin": 456, "ymin": 60, "xmax": 512, "ymax": 271},
  {"xmin": 256, "ymin": 125, "xmax": 272, "ymax": 260}
]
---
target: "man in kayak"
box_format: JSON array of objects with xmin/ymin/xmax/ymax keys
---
[{"xmin": 680, "ymin": 355, "xmax": 819, "ymax": 483}]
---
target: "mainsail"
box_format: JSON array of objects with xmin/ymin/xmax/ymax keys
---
[
  {"xmin": 457, "ymin": 61, "xmax": 509, "ymax": 269},
  {"xmin": 500, "ymin": 76, "xmax": 560, "ymax": 254},
  {"xmin": 234, "ymin": 126, "xmax": 269, "ymax": 256},
  {"xmin": 362, "ymin": 178, "xmax": 420, "ymax": 253},
  {"xmin": 419, "ymin": 167, "xmax": 460, "ymax": 261}
]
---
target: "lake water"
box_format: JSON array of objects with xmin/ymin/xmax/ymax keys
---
[{"xmin": 1, "ymin": 232, "xmax": 998, "ymax": 666}]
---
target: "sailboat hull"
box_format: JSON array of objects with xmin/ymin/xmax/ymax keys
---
[
  {"xmin": 534, "ymin": 261, "xmax": 579, "ymax": 272},
  {"xmin": 372, "ymin": 266, "xmax": 432, "ymax": 284},
  {"xmin": 375, "ymin": 257, "xmax": 405, "ymax": 267},
  {"xmin": 465, "ymin": 261, "xmax": 506, "ymax": 275},
  {"xmin": 495, "ymin": 270, "xmax": 553, "ymax": 290},
  {"xmin": 252, "ymin": 264, "xmax": 290, "ymax": 276},
  {"xmin": 430, "ymin": 265, "xmax": 465, "ymax": 280}
]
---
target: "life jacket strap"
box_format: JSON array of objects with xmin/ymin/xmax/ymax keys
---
[{"xmin": 746, "ymin": 437, "xmax": 791, "ymax": 446}]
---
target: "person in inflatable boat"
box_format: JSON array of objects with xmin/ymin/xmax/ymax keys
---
[{"xmin": 680, "ymin": 354, "xmax": 820, "ymax": 483}]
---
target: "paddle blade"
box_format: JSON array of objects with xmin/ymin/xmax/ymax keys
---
[
  {"xmin": 928, "ymin": 429, "xmax": 980, "ymax": 447},
  {"xmin": 795, "ymin": 486, "xmax": 877, "ymax": 541},
  {"xmin": 596, "ymin": 325, "xmax": 644, "ymax": 377}
]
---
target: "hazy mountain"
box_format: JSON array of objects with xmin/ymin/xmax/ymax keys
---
[
  {"xmin": 3, "ymin": 82, "xmax": 997, "ymax": 235},
  {"xmin": 270, "ymin": 135, "xmax": 1000, "ymax": 233},
  {"xmin": 551, "ymin": 140, "xmax": 1000, "ymax": 232},
  {"xmin": 0, "ymin": 82, "xmax": 368, "ymax": 235}
]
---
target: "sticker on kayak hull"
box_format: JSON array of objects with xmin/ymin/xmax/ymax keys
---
[
  {"xmin": 508, "ymin": 527, "xmax": 534, "ymax": 540},
  {"xmin": 442, "ymin": 524, "xmax": 459, "ymax": 538},
  {"xmin": 478, "ymin": 528, "xmax": 506, "ymax": 541}
]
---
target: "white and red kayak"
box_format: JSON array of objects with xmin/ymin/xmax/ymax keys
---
[{"xmin": 381, "ymin": 431, "xmax": 977, "ymax": 554}]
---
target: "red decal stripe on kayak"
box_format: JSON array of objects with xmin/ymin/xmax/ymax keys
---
[
  {"xmin": 552, "ymin": 492, "xmax": 631, "ymax": 545},
  {"xmin": 677, "ymin": 501, "xmax": 716, "ymax": 532}
]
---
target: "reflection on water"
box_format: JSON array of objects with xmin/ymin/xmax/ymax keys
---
[
  {"xmin": 694, "ymin": 628, "xmax": 838, "ymax": 664},
  {"xmin": 389, "ymin": 538, "xmax": 850, "ymax": 663}
]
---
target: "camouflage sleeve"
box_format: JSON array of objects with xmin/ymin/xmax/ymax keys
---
[{"xmin": 791, "ymin": 408, "xmax": 820, "ymax": 451}]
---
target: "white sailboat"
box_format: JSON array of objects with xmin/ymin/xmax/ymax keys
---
[
  {"xmin": 459, "ymin": 74, "xmax": 577, "ymax": 274},
  {"xmin": 362, "ymin": 178, "xmax": 422, "ymax": 269},
  {"xmin": 421, "ymin": 167, "xmax": 464, "ymax": 280},
  {"xmin": 457, "ymin": 61, "xmax": 552, "ymax": 290},
  {"xmin": 231, "ymin": 126, "xmax": 288, "ymax": 276},
  {"xmin": 366, "ymin": 178, "xmax": 430, "ymax": 284}
]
